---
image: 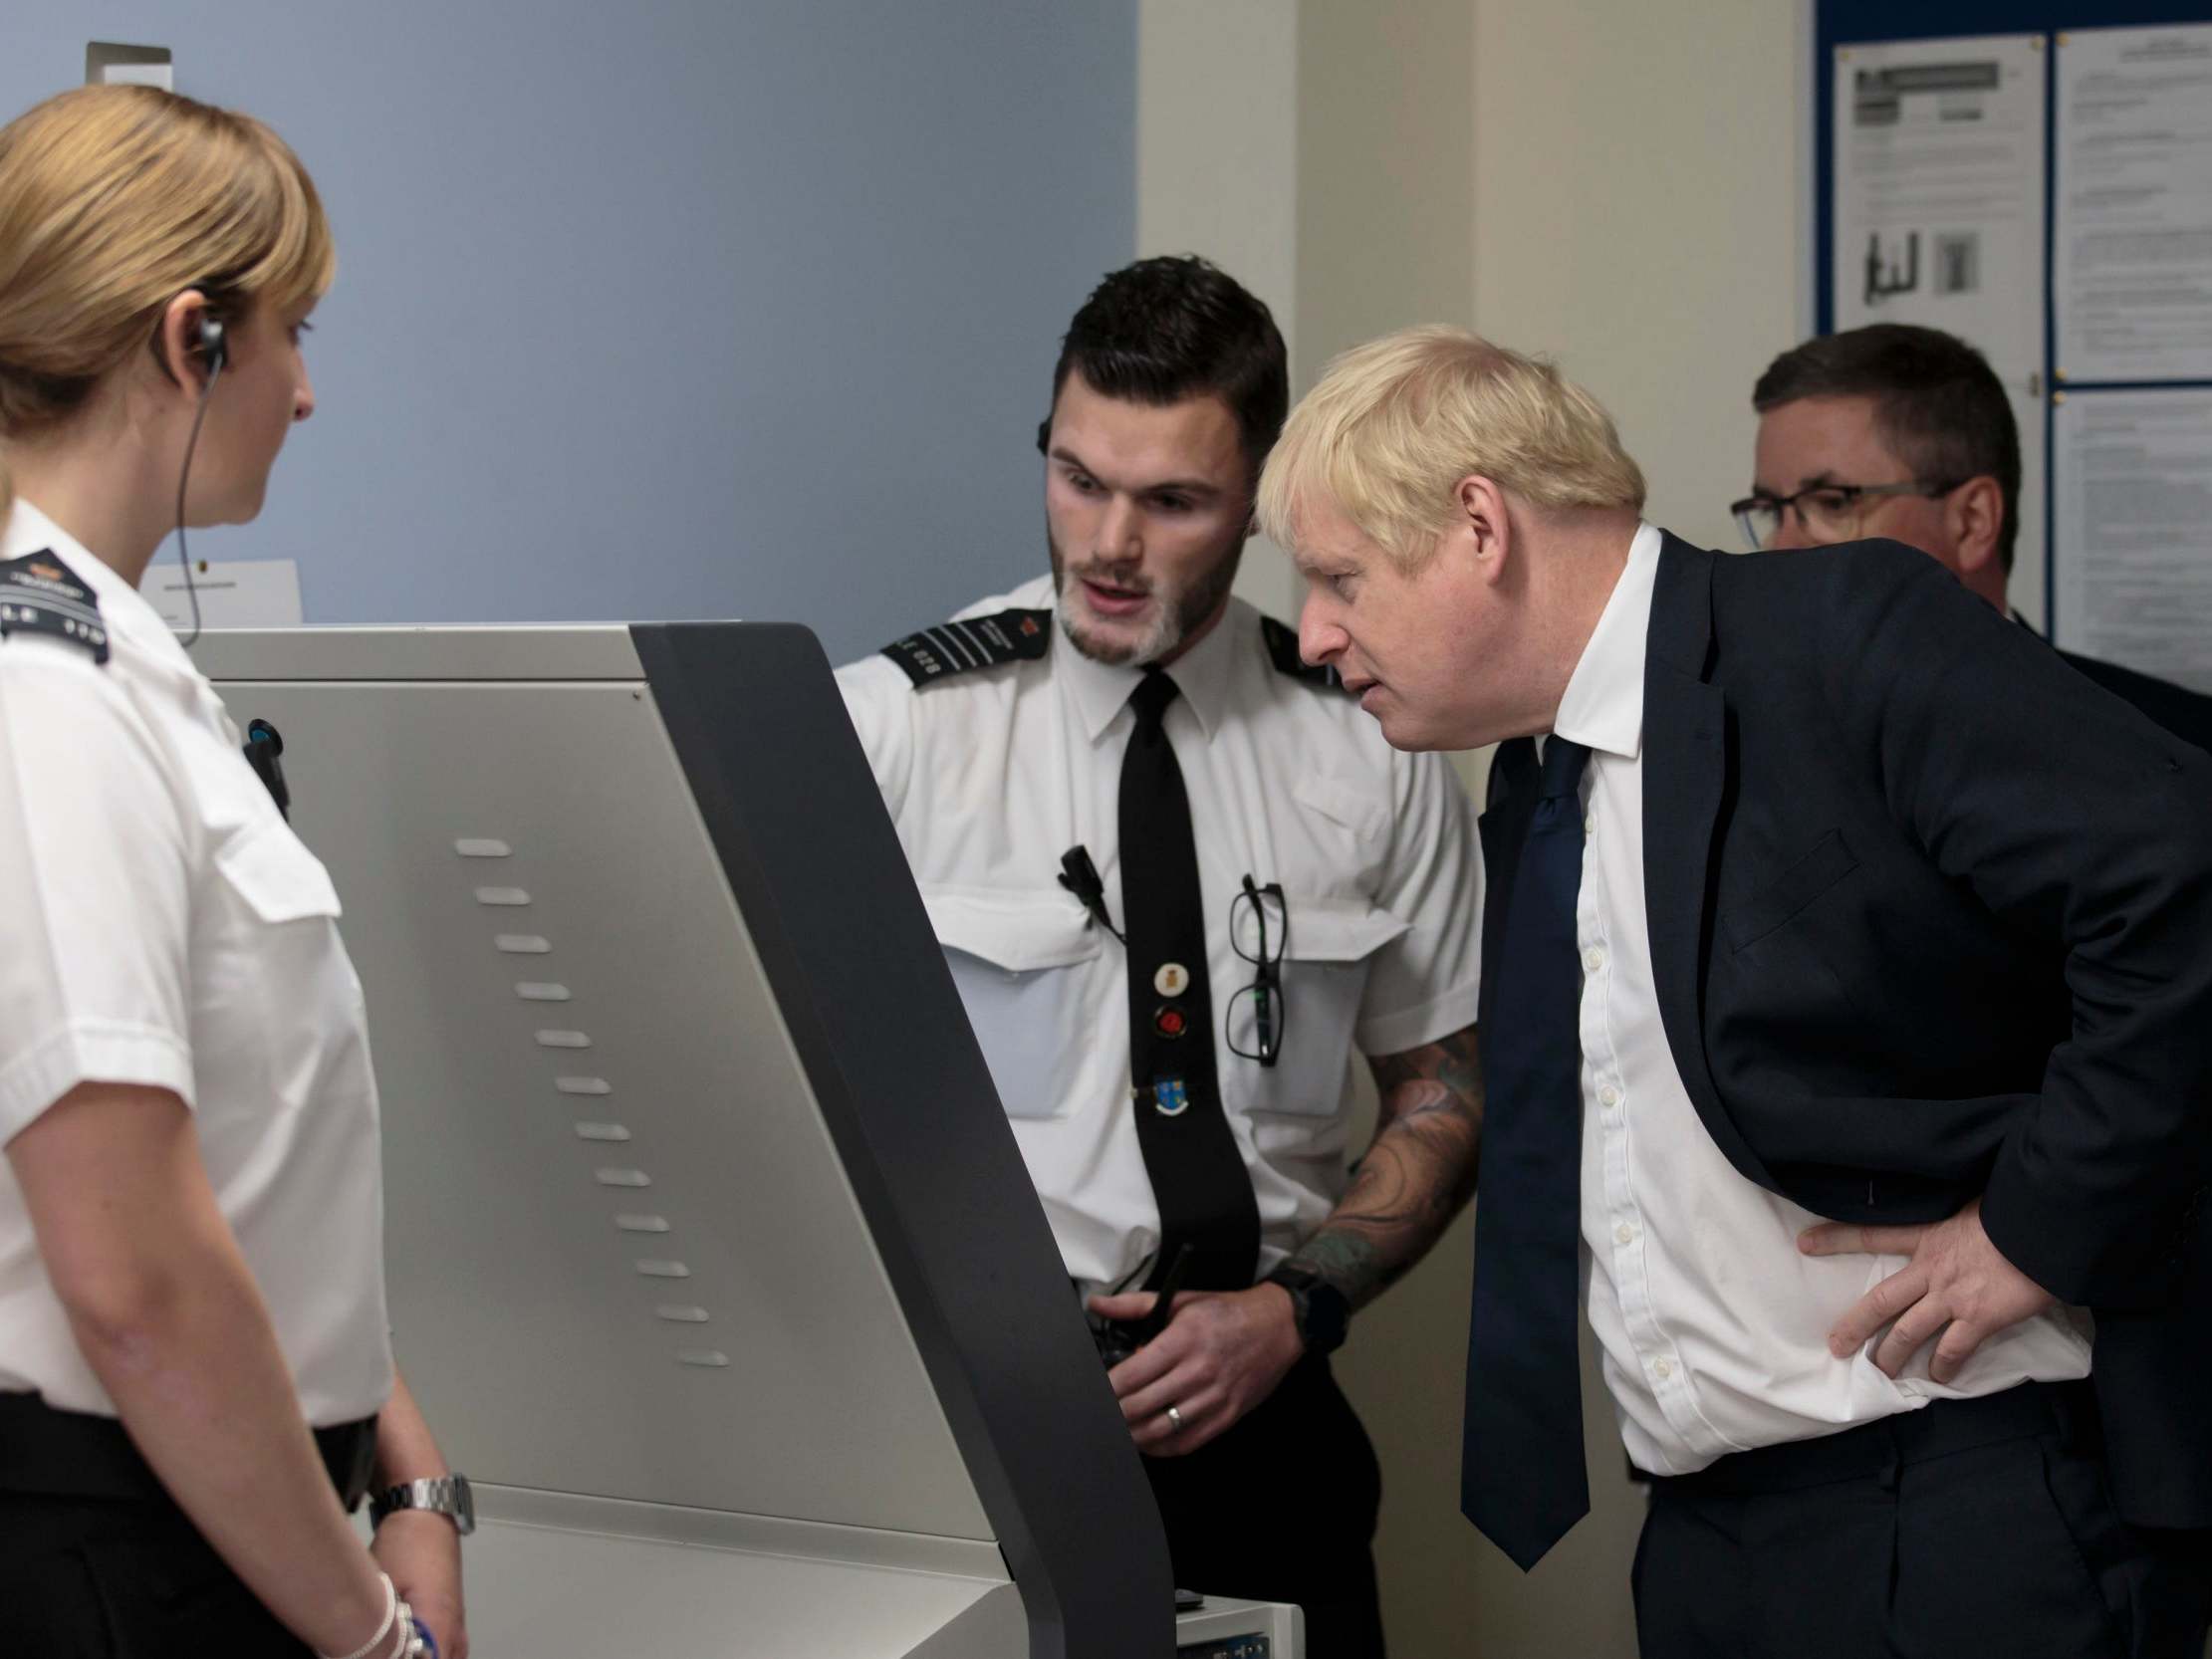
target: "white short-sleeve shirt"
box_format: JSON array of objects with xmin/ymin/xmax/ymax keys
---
[
  {"xmin": 839, "ymin": 575, "xmax": 1485, "ymax": 1294},
  {"xmin": 0, "ymin": 501, "xmax": 393, "ymax": 1425}
]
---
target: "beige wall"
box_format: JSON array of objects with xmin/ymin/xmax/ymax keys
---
[
  {"xmin": 1470, "ymin": 0, "xmax": 1812, "ymax": 554},
  {"xmin": 1136, "ymin": 3, "xmax": 1809, "ymax": 1652},
  {"xmin": 1293, "ymin": 0, "xmax": 1476, "ymax": 385},
  {"xmin": 1137, "ymin": 0, "xmax": 1304, "ymax": 622}
]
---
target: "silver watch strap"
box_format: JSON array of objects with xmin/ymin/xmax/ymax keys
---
[{"xmin": 369, "ymin": 1473, "xmax": 475, "ymax": 1537}]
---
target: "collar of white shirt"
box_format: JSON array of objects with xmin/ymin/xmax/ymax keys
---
[
  {"xmin": 1550, "ymin": 521, "xmax": 1663, "ymax": 763},
  {"xmin": 2, "ymin": 498, "xmax": 202, "ymax": 682},
  {"xmin": 1055, "ymin": 589, "xmax": 1244, "ymax": 746}
]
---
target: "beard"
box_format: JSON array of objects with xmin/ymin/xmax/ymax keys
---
[{"xmin": 1048, "ymin": 523, "xmax": 1245, "ymax": 667}]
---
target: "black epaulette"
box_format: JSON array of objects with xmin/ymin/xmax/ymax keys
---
[
  {"xmin": 1261, "ymin": 614, "xmax": 1342, "ymax": 691},
  {"xmin": 0, "ymin": 550, "xmax": 109, "ymax": 665},
  {"xmin": 880, "ymin": 607, "xmax": 1052, "ymax": 687}
]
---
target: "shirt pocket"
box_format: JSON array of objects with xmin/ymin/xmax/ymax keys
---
[
  {"xmin": 201, "ymin": 816, "xmax": 355, "ymax": 1062},
  {"xmin": 1225, "ymin": 898, "xmax": 1410, "ymax": 1118},
  {"xmin": 213, "ymin": 815, "xmax": 344, "ymax": 924},
  {"xmin": 924, "ymin": 888, "xmax": 1104, "ymax": 1120}
]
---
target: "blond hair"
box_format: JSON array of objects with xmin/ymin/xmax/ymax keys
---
[
  {"xmin": 0, "ymin": 85, "xmax": 335, "ymax": 525},
  {"xmin": 1257, "ymin": 325, "xmax": 1644, "ymax": 568}
]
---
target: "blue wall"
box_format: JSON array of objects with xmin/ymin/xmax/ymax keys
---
[{"xmin": 3, "ymin": 4, "xmax": 1135, "ymax": 662}]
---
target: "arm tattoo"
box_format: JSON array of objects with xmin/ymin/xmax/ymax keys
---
[{"xmin": 1283, "ymin": 1025, "xmax": 1483, "ymax": 1311}]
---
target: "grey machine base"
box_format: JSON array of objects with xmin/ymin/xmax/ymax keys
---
[{"xmin": 459, "ymin": 1489, "xmax": 1301, "ymax": 1658}]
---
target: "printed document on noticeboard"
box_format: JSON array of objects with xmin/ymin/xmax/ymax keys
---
[
  {"xmin": 2053, "ymin": 388, "xmax": 2212, "ymax": 692},
  {"xmin": 1833, "ymin": 35, "xmax": 2050, "ymax": 618},
  {"xmin": 2056, "ymin": 25, "xmax": 2212, "ymax": 382}
]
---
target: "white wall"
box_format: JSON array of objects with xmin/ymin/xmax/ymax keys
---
[{"xmin": 1138, "ymin": 2, "xmax": 1810, "ymax": 1654}]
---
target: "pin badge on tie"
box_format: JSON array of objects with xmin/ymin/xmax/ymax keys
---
[
  {"xmin": 1153, "ymin": 962, "xmax": 1190, "ymax": 997},
  {"xmin": 1151, "ymin": 1079, "xmax": 1190, "ymax": 1116},
  {"xmin": 1153, "ymin": 1004, "xmax": 1188, "ymax": 1040}
]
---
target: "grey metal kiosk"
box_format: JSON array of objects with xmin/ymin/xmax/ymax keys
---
[{"xmin": 199, "ymin": 623, "xmax": 1300, "ymax": 1659}]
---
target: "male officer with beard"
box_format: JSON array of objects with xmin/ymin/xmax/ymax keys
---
[{"xmin": 836, "ymin": 257, "xmax": 1486, "ymax": 1655}]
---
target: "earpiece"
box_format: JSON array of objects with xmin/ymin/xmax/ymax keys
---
[{"xmin": 196, "ymin": 313, "xmax": 227, "ymax": 376}]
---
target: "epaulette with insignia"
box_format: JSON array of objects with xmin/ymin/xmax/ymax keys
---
[
  {"xmin": 880, "ymin": 607, "xmax": 1052, "ymax": 687},
  {"xmin": 0, "ymin": 550, "xmax": 109, "ymax": 665},
  {"xmin": 1261, "ymin": 614, "xmax": 1343, "ymax": 691}
]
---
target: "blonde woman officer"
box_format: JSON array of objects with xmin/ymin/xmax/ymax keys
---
[{"xmin": 0, "ymin": 87, "xmax": 468, "ymax": 1659}]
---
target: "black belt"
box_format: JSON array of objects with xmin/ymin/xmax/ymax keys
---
[
  {"xmin": 0, "ymin": 1391, "xmax": 378, "ymax": 1511},
  {"xmin": 1649, "ymin": 1378, "xmax": 2096, "ymax": 1498}
]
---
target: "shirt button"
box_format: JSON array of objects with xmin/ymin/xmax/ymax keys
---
[
  {"xmin": 1654, "ymin": 1357, "xmax": 1673, "ymax": 1380},
  {"xmin": 1585, "ymin": 815, "xmax": 1596, "ymax": 834},
  {"xmin": 1583, "ymin": 946, "xmax": 1605, "ymax": 973},
  {"xmin": 1614, "ymin": 1222, "xmax": 1634, "ymax": 1245},
  {"xmin": 1598, "ymin": 1083, "xmax": 1621, "ymax": 1108}
]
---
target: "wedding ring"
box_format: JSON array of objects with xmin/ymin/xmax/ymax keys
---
[{"xmin": 1165, "ymin": 1403, "xmax": 1184, "ymax": 1430}]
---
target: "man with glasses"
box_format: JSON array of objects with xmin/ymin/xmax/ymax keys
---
[
  {"xmin": 1739, "ymin": 323, "xmax": 2212, "ymax": 749},
  {"xmin": 835, "ymin": 257, "xmax": 1485, "ymax": 1655}
]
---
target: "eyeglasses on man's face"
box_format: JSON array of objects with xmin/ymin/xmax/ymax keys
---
[
  {"xmin": 1729, "ymin": 477, "xmax": 1964, "ymax": 551},
  {"xmin": 1226, "ymin": 875, "xmax": 1287, "ymax": 1066}
]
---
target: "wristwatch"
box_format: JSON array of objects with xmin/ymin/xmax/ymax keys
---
[
  {"xmin": 1264, "ymin": 1265, "xmax": 1352, "ymax": 1356},
  {"xmin": 369, "ymin": 1474, "xmax": 476, "ymax": 1538}
]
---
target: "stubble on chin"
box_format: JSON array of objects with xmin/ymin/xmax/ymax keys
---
[
  {"xmin": 1047, "ymin": 524, "xmax": 1242, "ymax": 669},
  {"xmin": 1057, "ymin": 581, "xmax": 1177, "ymax": 666}
]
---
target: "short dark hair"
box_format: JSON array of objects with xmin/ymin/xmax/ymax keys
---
[
  {"xmin": 1752, "ymin": 323, "xmax": 2021, "ymax": 573},
  {"xmin": 1040, "ymin": 255, "xmax": 1289, "ymax": 482}
]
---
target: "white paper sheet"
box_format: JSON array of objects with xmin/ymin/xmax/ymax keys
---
[
  {"xmin": 1835, "ymin": 35, "xmax": 2049, "ymax": 365},
  {"xmin": 2056, "ymin": 25, "xmax": 2212, "ymax": 382},
  {"xmin": 1833, "ymin": 35, "xmax": 2051, "ymax": 619},
  {"xmin": 2053, "ymin": 388, "xmax": 2212, "ymax": 691},
  {"xmin": 146, "ymin": 558, "xmax": 304, "ymax": 632}
]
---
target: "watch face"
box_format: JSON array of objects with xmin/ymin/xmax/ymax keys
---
[{"xmin": 1268, "ymin": 1267, "xmax": 1348, "ymax": 1353}]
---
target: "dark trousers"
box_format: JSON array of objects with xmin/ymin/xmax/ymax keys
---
[
  {"xmin": 0, "ymin": 1392, "xmax": 373, "ymax": 1657},
  {"xmin": 1142, "ymin": 1352, "xmax": 1385, "ymax": 1658},
  {"xmin": 0, "ymin": 1490, "xmax": 315, "ymax": 1656},
  {"xmin": 1634, "ymin": 1382, "xmax": 2212, "ymax": 1659}
]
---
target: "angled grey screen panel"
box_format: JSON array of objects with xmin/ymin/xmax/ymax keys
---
[
  {"xmin": 210, "ymin": 622, "xmax": 1174, "ymax": 1657},
  {"xmin": 209, "ymin": 667, "xmax": 987, "ymax": 1538},
  {"xmin": 632, "ymin": 622, "xmax": 1173, "ymax": 1659}
]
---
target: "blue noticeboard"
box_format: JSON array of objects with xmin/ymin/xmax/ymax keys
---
[{"xmin": 1817, "ymin": 0, "xmax": 2212, "ymax": 646}]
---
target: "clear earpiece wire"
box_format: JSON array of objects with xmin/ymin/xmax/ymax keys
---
[{"xmin": 172, "ymin": 352, "xmax": 221, "ymax": 648}]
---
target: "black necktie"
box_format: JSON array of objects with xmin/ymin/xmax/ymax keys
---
[
  {"xmin": 1462, "ymin": 734, "xmax": 1593, "ymax": 1569},
  {"xmin": 1117, "ymin": 670, "xmax": 1261, "ymax": 1293}
]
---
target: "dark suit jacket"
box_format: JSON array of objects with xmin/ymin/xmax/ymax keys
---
[
  {"xmin": 1478, "ymin": 533, "xmax": 2212, "ymax": 1527},
  {"xmin": 2052, "ymin": 638, "xmax": 2212, "ymax": 757}
]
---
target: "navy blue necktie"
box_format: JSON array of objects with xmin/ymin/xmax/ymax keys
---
[{"xmin": 1462, "ymin": 734, "xmax": 1592, "ymax": 1570}]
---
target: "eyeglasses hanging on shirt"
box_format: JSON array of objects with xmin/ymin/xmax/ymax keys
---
[
  {"xmin": 1057, "ymin": 847, "xmax": 1288, "ymax": 1067},
  {"xmin": 1226, "ymin": 875, "xmax": 1287, "ymax": 1067}
]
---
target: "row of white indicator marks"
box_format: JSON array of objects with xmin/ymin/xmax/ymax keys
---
[{"xmin": 458, "ymin": 836, "xmax": 728, "ymax": 1370}]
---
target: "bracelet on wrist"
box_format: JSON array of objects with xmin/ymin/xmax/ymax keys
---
[
  {"xmin": 387, "ymin": 1604, "xmax": 435, "ymax": 1659},
  {"xmin": 320, "ymin": 1571, "xmax": 395, "ymax": 1659}
]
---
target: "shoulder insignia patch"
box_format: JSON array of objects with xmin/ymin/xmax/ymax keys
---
[
  {"xmin": 0, "ymin": 551, "xmax": 109, "ymax": 665},
  {"xmin": 880, "ymin": 607, "xmax": 1052, "ymax": 688},
  {"xmin": 1261, "ymin": 614, "xmax": 1343, "ymax": 691}
]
